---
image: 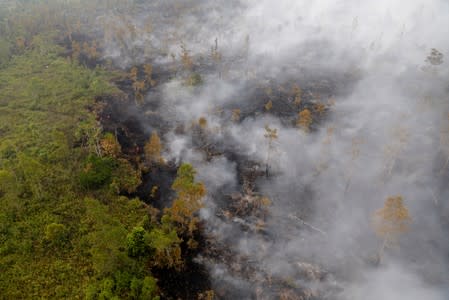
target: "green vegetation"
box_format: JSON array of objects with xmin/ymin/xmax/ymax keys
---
[
  {"xmin": 164, "ymin": 164, "xmax": 207, "ymax": 238},
  {"xmin": 0, "ymin": 4, "xmax": 207, "ymax": 297},
  {"xmin": 186, "ymin": 73, "xmax": 203, "ymax": 86},
  {"xmin": 0, "ymin": 34, "xmax": 148, "ymax": 297},
  {"xmin": 80, "ymin": 155, "xmax": 117, "ymax": 189}
]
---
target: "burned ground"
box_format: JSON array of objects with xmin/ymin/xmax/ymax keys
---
[{"xmin": 90, "ymin": 51, "xmax": 345, "ymax": 298}]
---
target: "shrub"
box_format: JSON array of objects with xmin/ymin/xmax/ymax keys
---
[
  {"xmin": 126, "ymin": 226, "xmax": 148, "ymax": 258},
  {"xmin": 79, "ymin": 155, "xmax": 116, "ymax": 189},
  {"xmin": 44, "ymin": 223, "xmax": 68, "ymax": 248}
]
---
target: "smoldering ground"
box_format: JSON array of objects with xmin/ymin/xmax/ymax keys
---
[{"xmin": 96, "ymin": 0, "xmax": 449, "ymax": 299}]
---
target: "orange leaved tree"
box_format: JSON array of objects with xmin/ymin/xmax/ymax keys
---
[
  {"xmin": 373, "ymin": 195, "xmax": 411, "ymax": 261},
  {"xmin": 144, "ymin": 132, "xmax": 164, "ymax": 165},
  {"xmin": 297, "ymin": 109, "xmax": 313, "ymax": 132}
]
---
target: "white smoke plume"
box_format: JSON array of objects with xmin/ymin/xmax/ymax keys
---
[{"xmin": 99, "ymin": 0, "xmax": 449, "ymax": 298}]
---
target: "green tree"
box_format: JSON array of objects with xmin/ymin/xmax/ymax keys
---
[
  {"xmin": 171, "ymin": 164, "xmax": 206, "ymax": 201},
  {"xmin": 126, "ymin": 226, "xmax": 148, "ymax": 258},
  {"xmin": 147, "ymin": 226, "xmax": 182, "ymax": 270},
  {"xmin": 140, "ymin": 276, "xmax": 159, "ymax": 300},
  {"xmin": 110, "ymin": 159, "xmax": 142, "ymax": 194},
  {"xmin": 164, "ymin": 164, "xmax": 206, "ymax": 236},
  {"xmin": 85, "ymin": 284, "xmax": 99, "ymax": 300},
  {"xmin": 114, "ymin": 271, "xmax": 132, "ymax": 297},
  {"xmin": 79, "ymin": 155, "xmax": 116, "ymax": 189},
  {"xmin": 17, "ymin": 153, "xmax": 47, "ymax": 199},
  {"xmin": 98, "ymin": 278, "xmax": 115, "ymax": 300},
  {"xmin": 130, "ymin": 277, "xmax": 142, "ymax": 299}
]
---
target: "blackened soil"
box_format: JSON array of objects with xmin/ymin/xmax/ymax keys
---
[
  {"xmin": 136, "ymin": 163, "xmax": 178, "ymax": 209},
  {"xmin": 153, "ymin": 259, "xmax": 211, "ymax": 300},
  {"xmin": 96, "ymin": 70, "xmax": 213, "ymax": 300}
]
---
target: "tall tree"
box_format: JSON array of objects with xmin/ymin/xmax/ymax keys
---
[
  {"xmin": 144, "ymin": 131, "xmax": 163, "ymax": 165},
  {"xmin": 373, "ymin": 195, "xmax": 411, "ymax": 261},
  {"xmin": 297, "ymin": 108, "xmax": 312, "ymax": 132},
  {"xmin": 264, "ymin": 125, "xmax": 278, "ymax": 176},
  {"xmin": 164, "ymin": 164, "xmax": 206, "ymax": 240}
]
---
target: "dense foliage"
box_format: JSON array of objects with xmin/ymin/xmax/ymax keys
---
[{"xmin": 0, "ymin": 2, "xmax": 207, "ymax": 298}]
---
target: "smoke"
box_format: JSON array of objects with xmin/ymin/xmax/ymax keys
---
[
  {"xmin": 344, "ymin": 263, "xmax": 448, "ymax": 300},
  {"xmin": 99, "ymin": 0, "xmax": 449, "ymax": 298}
]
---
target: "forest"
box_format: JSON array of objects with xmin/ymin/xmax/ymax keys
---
[{"xmin": 0, "ymin": 0, "xmax": 448, "ymax": 299}]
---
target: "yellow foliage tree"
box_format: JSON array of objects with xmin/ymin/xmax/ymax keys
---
[
  {"xmin": 150, "ymin": 185, "xmax": 158, "ymax": 199},
  {"xmin": 297, "ymin": 109, "xmax": 313, "ymax": 132},
  {"xmin": 129, "ymin": 66, "xmax": 138, "ymax": 82},
  {"xmin": 198, "ymin": 290, "xmax": 215, "ymax": 300},
  {"xmin": 265, "ymin": 100, "xmax": 273, "ymax": 111},
  {"xmin": 373, "ymin": 195, "xmax": 411, "ymax": 259},
  {"xmin": 100, "ymin": 133, "xmax": 121, "ymax": 157},
  {"xmin": 144, "ymin": 132, "xmax": 163, "ymax": 165},
  {"xmin": 144, "ymin": 63, "xmax": 156, "ymax": 87},
  {"xmin": 133, "ymin": 80, "xmax": 145, "ymax": 92},
  {"xmin": 231, "ymin": 109, "xmax": 241, "ymax": 122},
  {"xmin": 133, "ymin": 80, "xmax": 145, "ymax": 104},
  {"xmin": 314, "ymin": 102, "xmax": 326, "ymax": 115},
  {"xmin": 82, "ymin": 41, "xmax": 97, "ymax": 59},
  {"xmin": 198, "ymin": 117, "xmax": 208, "ymax": 129},
  {"xmin": 144, "ymin": 63, "xmax": 152, "ymax": 79}
]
